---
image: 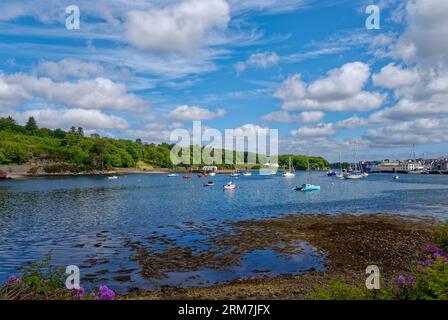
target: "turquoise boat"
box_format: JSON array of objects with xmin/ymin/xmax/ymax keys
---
[
  {"xmin": 300, "ymin": 183, "xmax": 321, "ymax": 192},
  {"xmin": 294, "ymin": 153, "xmax": 321, "ymax": 192}
]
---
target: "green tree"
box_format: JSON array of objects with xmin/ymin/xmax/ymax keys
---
[{"xmin": 25, "ymin": 117, "xmax": 38, "ymax": 133}]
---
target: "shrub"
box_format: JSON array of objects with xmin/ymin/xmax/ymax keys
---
[
  {"xmin": 0, "ymin": 256, "xmax": 116, "ymax": 300},
  {"xmin": 434, "ymin": 224, "xmax": 448, "ymax": 248},
  {"xmin": 308, "ymin": 276, "xmax": 373, "ymax": 300},
  {"xmin": 391, "ymin": 243, "xmax": 448, "ymax": 300}
]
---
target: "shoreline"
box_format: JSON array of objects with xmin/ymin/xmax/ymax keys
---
[
  {"xmin": 0, "ymin": 165, "xmax": 242, "ymax": 180},
  {"xmin": 125, "ymin": 213, "xmax": 438, "ymax": 300}
]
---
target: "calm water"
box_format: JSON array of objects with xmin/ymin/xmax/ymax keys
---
[{"xmin": 1, "ymin": 172, "xmax": 448, "ymax": 292}]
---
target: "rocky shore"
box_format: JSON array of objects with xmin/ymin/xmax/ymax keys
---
[{"xmin": 126, "ymin": 214, "xmax": 438, "ymax": 300}]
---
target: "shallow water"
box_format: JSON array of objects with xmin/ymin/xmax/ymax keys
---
[{"xmin": 1, "ymin": 172, "xmax": 447, "ymax": 291}]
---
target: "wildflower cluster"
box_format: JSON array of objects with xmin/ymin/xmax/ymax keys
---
[
  {"xmin": 394, "ymin": 242, "xmax": 448, "ymax": 300},
  {"xmin": 0, "ymin": 258, "xmax": 116, "ymax": 300}
]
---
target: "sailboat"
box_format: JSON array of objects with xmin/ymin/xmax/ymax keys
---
[
  {"xmin": 295, "ymin": 154, "xmax": 320, "ymax": 191},
  {"xmin": 229, "ymin": 164, "xmax": 240, "ymax": 178},
  {"xmin": 336, "ymin": 152, "xmax": 345, "ymax": 179},
  {"xmin": 344, "ymin": 144, "xmax": 364, "ymax": 180},
  {"xmin": 282, "ymin": 157, "xmax": 296, "ymax": 177},
  {"xmin": 223, "ymin": 181, "xmax": 236, "ymax": 190}
]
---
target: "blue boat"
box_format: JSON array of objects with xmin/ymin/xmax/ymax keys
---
[
  {"xmin": 300, "ymin": 183, "xmax": 321, "ymax": 192},
  {"xmin": 295, "ymin": 154, "xmax": 320, "ymax": 192}
]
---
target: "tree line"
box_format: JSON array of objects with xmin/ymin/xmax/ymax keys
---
[{"xmin": 0, "ymin": 116, "xmax": 329, "ymax": 170}]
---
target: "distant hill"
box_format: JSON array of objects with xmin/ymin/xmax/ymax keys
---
[{"xmin": 0, "ymin": 116, "xmax": 329, "ymax": 171}]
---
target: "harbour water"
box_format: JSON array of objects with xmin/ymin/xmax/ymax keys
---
[{"xmin": 1, "ymin": 172, "xmax": 447, "ymax": 292}]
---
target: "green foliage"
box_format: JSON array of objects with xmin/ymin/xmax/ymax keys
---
[
  {"xmin": 0, "ymin": 116, "xmax": 174, "ymax": 169},
  {"xmin": 0, "ymin": 256, "xmax": 117, "ymax": 300},
  {"xmin": 308, "ymin": 276, "xmax": 372, "ymax": 300},
  {"xmin": 0, "ymin": 116, "xmax": 330, "ymax": 171},
  {"xmin": 278, "ymin": 154, "xmax": 330, "ymax": 170},
  {"xmin": 0, "ymin": 255, "xmax": 76, "ymax": 300},
  {"xmin": 434, "ymin": 224, "xmax": 448, "ymax": 248}
]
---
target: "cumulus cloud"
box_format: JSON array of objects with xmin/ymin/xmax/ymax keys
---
[
  {"xmin": 13, "ymin": 108, "xmax": 128, "ymax": 131},
  {"xmin": 371, "ymin": 63, "xmax": 448, "ymax": 123},
  {"xmin": 261, "ymin": 110, "xmax": 323, "ymax": 123},
  {"xmin": 33, "ymin": 59, "xmax": 105, "ymax": 81},
  {"xmin": 235, "ymin": 51, "xmax": 280, "ymax": 74},
  {"xmin": 364, "ymin": 118, "xmax": 448, "ymax": 147},
  {"xmin": 393, "ymin": 0, "xmax": 448, "ymax": 67},
  {"xmin": 124, "ymin": 0, "xmax": 230, "ymax": 54},
  {"xmin": 168, "ymin": 105, "xmax": 226, "ymax": 121},
  {"xmin": 372, "ymin": 63, "xmax": 420, "ymax": 89},
  {"xmin": 0, "ymin": 73, "xmax": 148, "ymax": 111},
  {"xmin": 290, "ymin": 123, "xmax": 335, "ymax": 138},
  {"xmin": 0, "ymin": 73, "xmax": 30, "ymax": 110},
  {"xmin": 275, "ymin": 62, "xmax": 385, "ymax": 112}
]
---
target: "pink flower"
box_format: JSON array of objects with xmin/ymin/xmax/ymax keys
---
[
  {"xmin": 98, "ymin": 285, "xmax": 115, "ymax": 300},
  {"xmin": 397, "ymin": 275, "xmax": 406, "ymax": 285},
  {"xmin": 4, "ymin": 275, "xmax": 17, "ymax": 286}
]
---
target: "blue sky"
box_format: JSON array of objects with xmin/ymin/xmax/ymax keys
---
[{"xmin": 0, "ymin": 0, "xmax": 447, "ymax": 162}]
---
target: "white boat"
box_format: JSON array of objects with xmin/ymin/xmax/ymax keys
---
[
  {"xmin": 108, "ymin": 176, "xmax": 118, "ymax": 180},
  {"xmin": 230, "ymin": 165, "xmax": 240, "ymax": 178},
  {"xmin": 336, "ymin": 173, "xmax": 345, "ymax": 179},
  {"xmin": 344, "ymin": 145, "xmax": 364, "ymax": 180},
  {"xmin": 223, "ymin": 181, "xmax": 236, "ymax": 190},
  {"xmin": 283, "ymin": 171, "xmax": 295, "ymax": 177},
  {"xmin": 209, "ymin": 172, "xmax": 216, "ymax": 176},
  {"xmin": 242, "ymin": 171, "xmax": 252, "ymax": 176},
  {"xmin": 282, "ymin": 156, "xmax": 296, "ymax": 177},
  {"xmin": 167, "ymin": 173, "xmax": 178, "ymax": 177},
  {"xmin": 362, "ymin": 172, "xmax": 369, "ymax": 177},
  {"xmin": 393, "ymin": 175, "xmax": 400, "ymax": 180},
  {"xmin": 344, "ymin": 172, "xmax": 364, "ymax": 179}
]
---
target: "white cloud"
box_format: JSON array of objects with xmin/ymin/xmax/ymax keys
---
[
  {"xmin": 261, "ymin": 110, "xmax": 324, "ymax": 123},
  {"xmin": 235, "ymin": 51, "xmax": 280, "ymax": 74},
  {"xmin": 335, "ymin": 115, "xmax": 368, "ymax": 129},
  {"xmin": 364, "ymin": 118, "xmax": 448, "ymax": 147},
  {"xmin": 298, "ymin": 111, "xmax": 324, "ymax": 123},
  {"xmin": 0, "ymin": 73, "xmax": 30, "ymax": 110},
  {"xmin": 290, "ymin": 123, "xmax": 335, "ymax": 138},
  {"xmin": 0, "ymin": 73, "xmax": 148, "ymax": 111},
  {"xmin": 13, "ymin": 108, "xmax": 128, "ymax": 131},
  {"xmin": 393, "ymin": 0, "xmax": 448, "ymax": 67},
  {"xmin": 233, "ymin": 123, "xmax": 270, "ymax": 136},
  {"xmin": 33, "ymin": 59, "xmax": 105, "ymax": 81},
  {"xmin": 372, "ymin": 63, "xmax": 419, "ymax": 89},
  {"xmin": 275, "ymin": 62, "xmax": 385, "ymax": 112},
  {"xmin": 124, "ymin": 0, "xmax": 230, "ymax": 54},
  {"xmin": 168, "ymin": 105, "xmax": 226, "ymax": 121}
]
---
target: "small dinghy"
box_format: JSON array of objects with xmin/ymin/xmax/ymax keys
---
[
  {"xmin": 393, "ymin": 175, "xmax": 400, "ymax": 180},
  {"xmin": 108, "ymin": 176, "xmax": 118, "ymax": 180},
  {"xmin": 294, "ymin": 183, "xmax": 320, "ymax": 192},
  {"xmin": 203, "ymin": 181, "xmax": 215, "ymax": 187},
  {"xmin": 209, "ymin": 172, "xmax": 216, "ymax": 177},
  {"xmin": 167, "ymin": 173, "xmax": 178, "ymax": 177},
  {"xmin": 223, "ymin": 181, "xmax": 236, "ymax": 190},
  {"xmin": 183, "ymin": 176, "xmax": 191, "ymax": 180},
  {"xmin": 242, "ymin": 171, "xmax": 252, "ymax": 176}
]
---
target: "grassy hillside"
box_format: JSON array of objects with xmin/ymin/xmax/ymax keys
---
[{"xmin": 0, "ymin": 116, "xmax": 329, "ymax": 171}]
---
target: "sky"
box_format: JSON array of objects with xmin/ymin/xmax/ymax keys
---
[{"xmin": 0, "ymin": 0, "xmax": 447, "ymax": 162}]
